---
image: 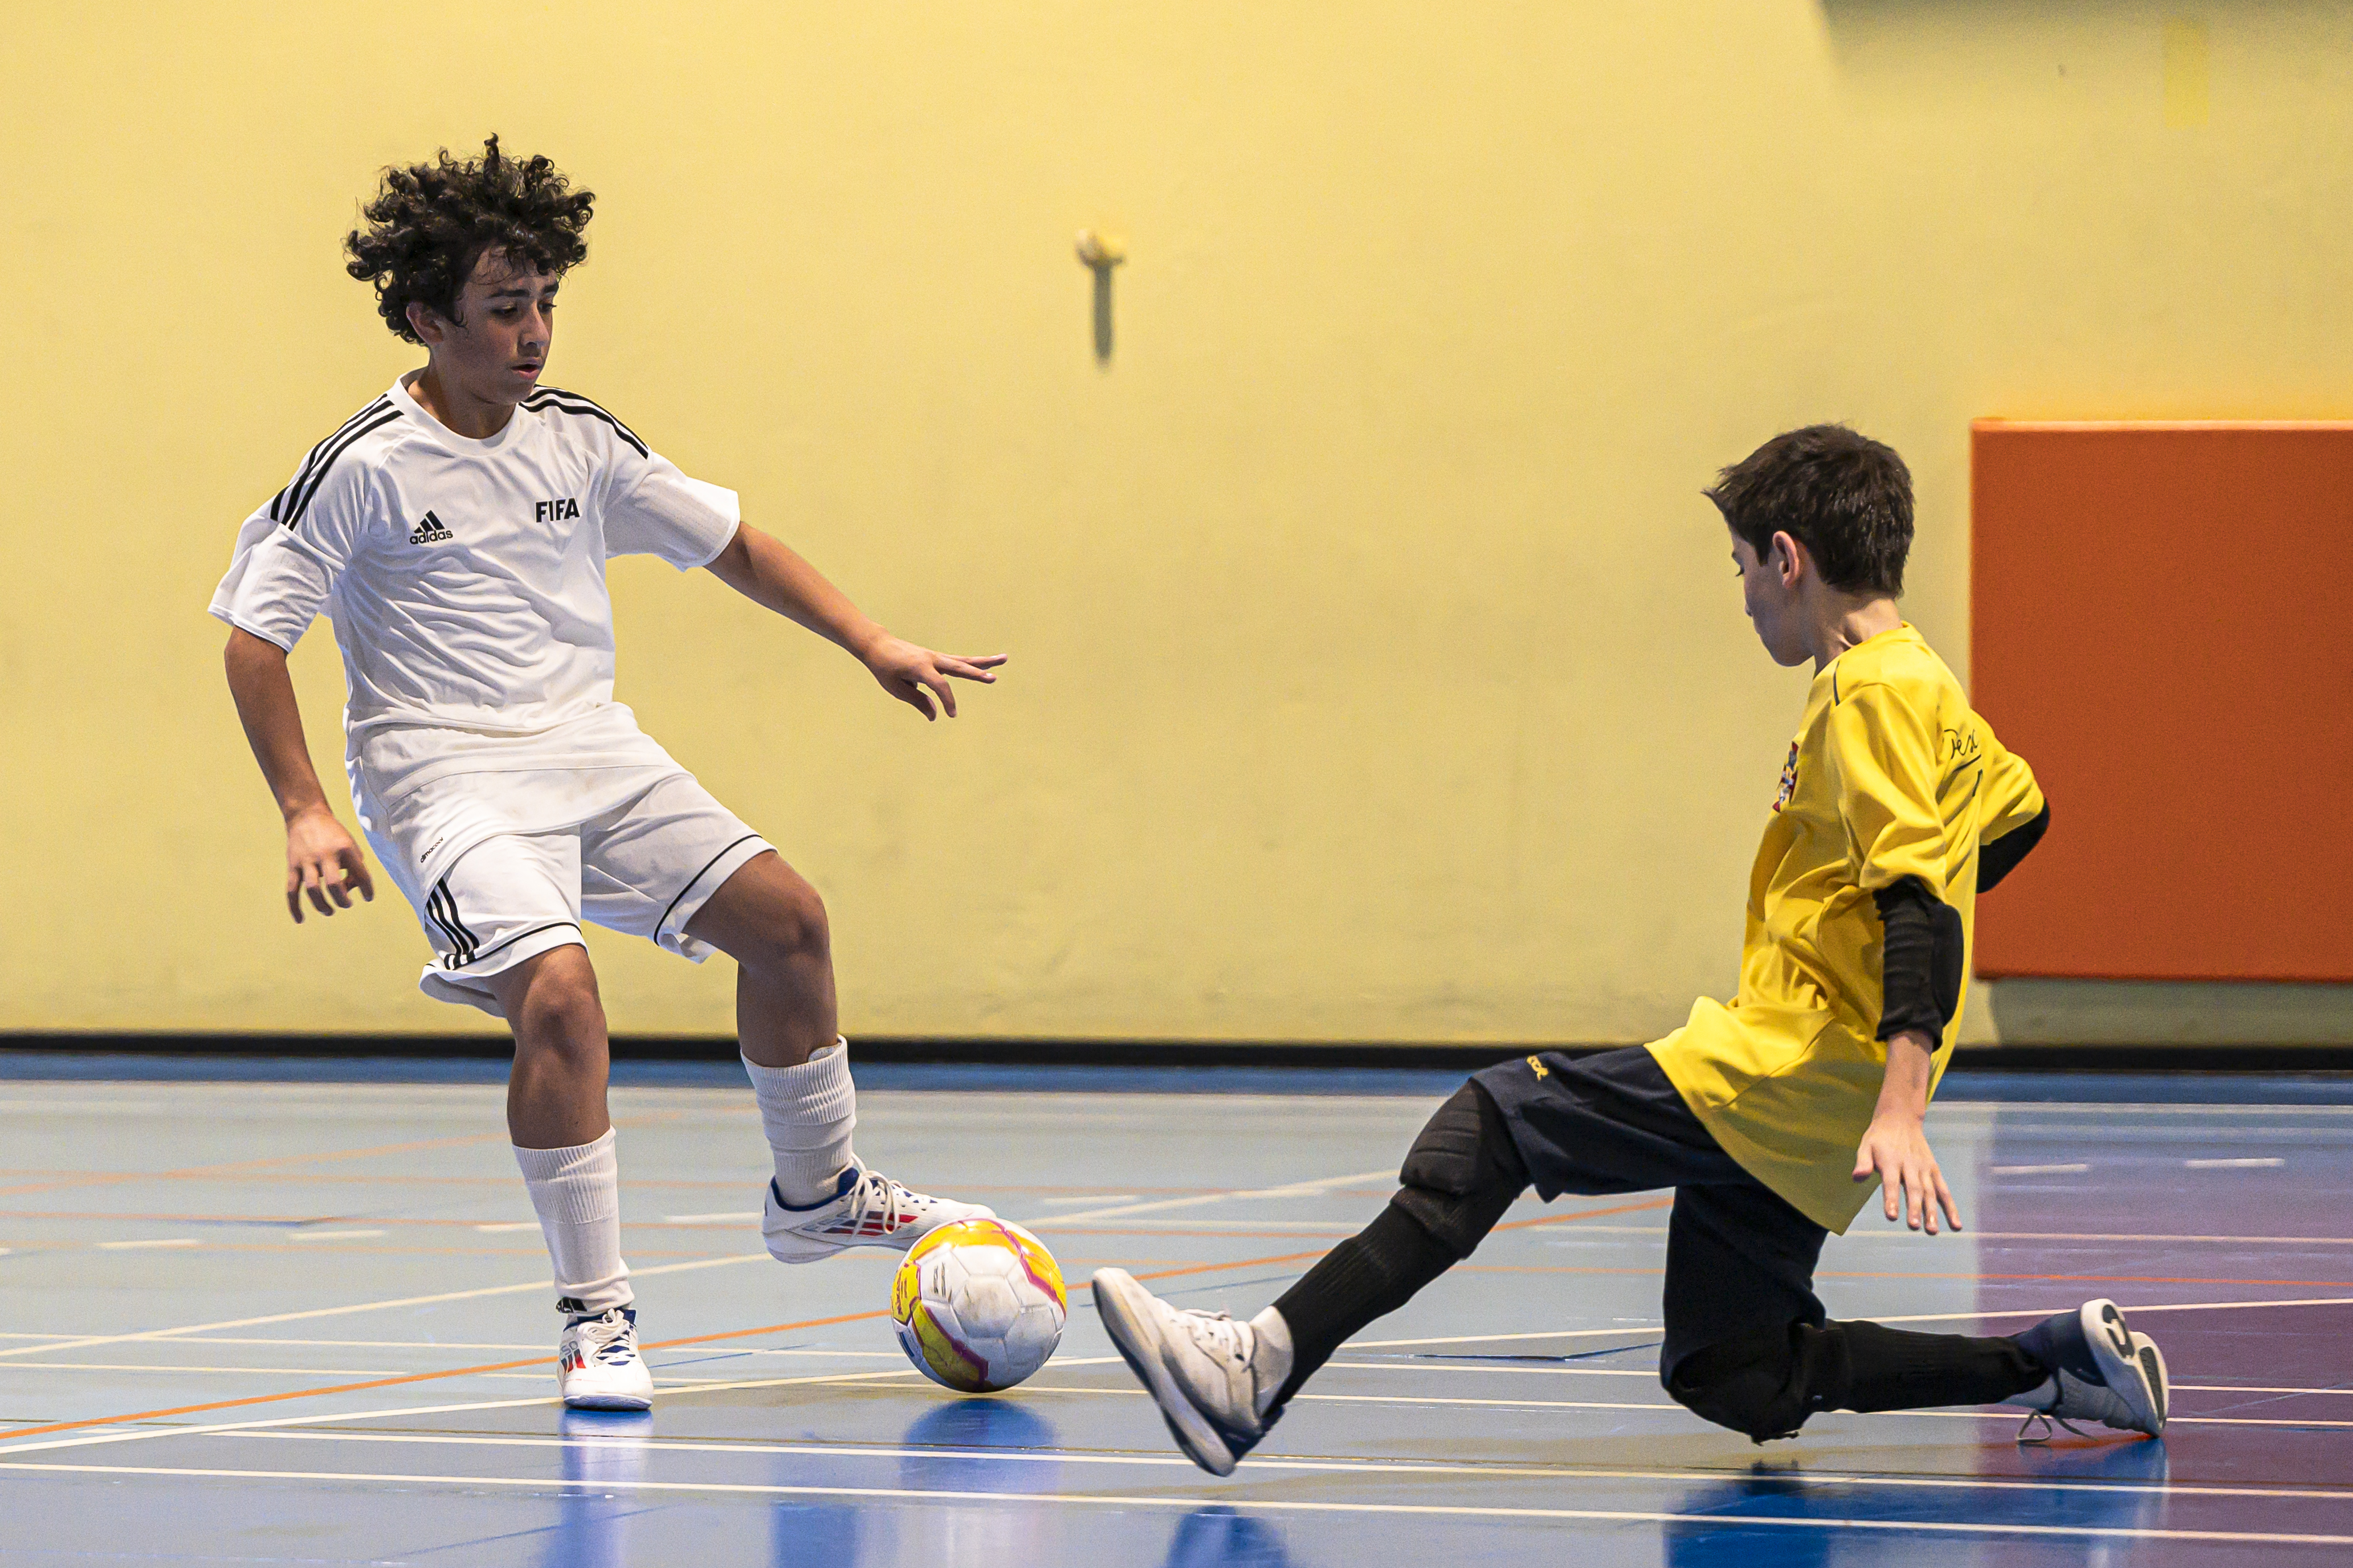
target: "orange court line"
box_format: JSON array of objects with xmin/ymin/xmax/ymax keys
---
[
  {"xmin": 0, "ymin": 1133, "xmax": 520, "ymax": 1201},
  {"xmin": 0, "ymin": 1195, "xmax": 1681, "ymax": 1444},
  {"xmin": 2, "ymin": 1173, "xmax": 1255, "ymax": 1194},
  {"xmin": 1493, "ymin": 1198, "xmax": 1675, "ymax": 1231},
  {"xmin": 0, "ymin": 1113, "xmax": 686, "ymax": 1202},
  {"xmin": 0, "ymin": 1248, "xmax": 1298, "ymax": 1442}
]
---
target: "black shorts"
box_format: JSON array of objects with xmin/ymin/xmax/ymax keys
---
[{"xmin": 1472, "ymin": 1046, "xmax": 1829, "ymax": 1380}]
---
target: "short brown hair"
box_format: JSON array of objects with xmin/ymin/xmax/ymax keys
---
[{"xmin": 1706, "ymin": 424, "xmax": 1913, "ymax": 595}]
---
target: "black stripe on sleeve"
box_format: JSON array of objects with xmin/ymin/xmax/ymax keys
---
[
  {"xmin": 272, "ymin": 397, "xmax": 392, "ymax": 523},
  {"xmin": 524, "ymin": 387, "xmax": 650, "ymax": 459},
  {"xmin": 283, "ymin": 409, "xmax": 403, "ymax": 529}
]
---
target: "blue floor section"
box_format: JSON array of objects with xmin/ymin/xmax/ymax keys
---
[{"xmin": 2, "ymin": 1061, "xmax": 2348, "ymax": 1564}]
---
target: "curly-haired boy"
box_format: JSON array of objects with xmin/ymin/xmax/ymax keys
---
[
  {"xmin": 1093, "ymin": 426, "xmax": 2171, "ymax": 1473},
  {"xmin": 213, "ymin": 137, "xmax": 1002, "ymax": 1407}
]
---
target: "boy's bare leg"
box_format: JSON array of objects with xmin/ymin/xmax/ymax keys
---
[
  {"xmin": 488, "ymin": 943, "xmax": 612, "ymax": 1148},
  {"xmin": 683, "ymin": 851, "xmax": 837, "ymax": 1069},
  {"xmin": 683, "ymin": 850, "xmax": 994, "ymax": 1248},
  {"xmin": 486, "ymin": 944, "xmax": 637, "ymax": 1392}
]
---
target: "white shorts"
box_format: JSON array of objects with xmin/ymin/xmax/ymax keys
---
[{"xmin": 364, "ymin": 769, "xmax": 774, "ymax": 1018}]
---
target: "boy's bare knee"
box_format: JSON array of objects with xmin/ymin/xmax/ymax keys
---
[
  {"xmin": 506, "ymin": 947, "xmax": 605, "ymax": 1052},
  {"xmin": 743, "ymin": 880, "xmax": 829, "ymax": 973}
]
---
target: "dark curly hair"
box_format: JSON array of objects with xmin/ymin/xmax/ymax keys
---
[
  {"xmin": 344, "ymin": 136, "xmax": 594, "ymax": 344},
  {"xmin": 1706, "ymin": 424, "xmax": 1914, "ymax": 597}
]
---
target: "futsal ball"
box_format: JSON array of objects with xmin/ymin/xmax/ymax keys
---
[{"xmin": 891, "ymin": 1219, "xmax": 1067, "ymax": 1393}]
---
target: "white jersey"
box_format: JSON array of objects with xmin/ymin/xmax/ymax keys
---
[{"xmin": 210, "ymin": 373, "xmax": 740, "ymax": 822}]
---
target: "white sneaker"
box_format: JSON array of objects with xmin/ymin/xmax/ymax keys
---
[
  {"xmin": 558, "ymin": 1306, "xmax": 654, "ymax": 1411},
  {"xmin": 2013, "ymin": 1298, "xmax": 2169, "ymax": 1440},
  {"xmin": 1092, "ymin": 1267, "xmax": 1291, "ymax": 1476},
  {"xmin": 761, "ymin": 1163, "xmax": 995, "ymax": 1263}
]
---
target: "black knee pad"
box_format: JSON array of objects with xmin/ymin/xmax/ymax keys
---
[
  {"xmin": 1390, "ymin": 1080, "xmax": 1530, "ymax": 1257},
  {"xmin": 1664, "ymin": 1322, "xmax": 1840, "ymax": 1443}
]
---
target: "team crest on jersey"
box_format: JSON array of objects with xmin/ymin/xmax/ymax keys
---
[
  {"xmin": 1771, "ymin": 742, "xmax": 1799, "ymax": 812},
  {"xmin": 535, "ymin": 497, "xmax": 581, "ymax": 522},
  {"xmin": 408, "ymin": 510, "xmax": 452, "ymax": 544}
]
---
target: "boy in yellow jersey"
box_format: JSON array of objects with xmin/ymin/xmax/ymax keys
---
[{"xmin": 1094, "ymin": 425, "xmax": 2171, "ymax": 1475}]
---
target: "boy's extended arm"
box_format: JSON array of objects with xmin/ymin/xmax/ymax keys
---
[
  {"xmin": 222, "ymin": 628, "xmax": 375, "ymax": 922},
  {"xmin": 1853, "ymin": 1028, "xmax": 1960, "ymax": 1234},
  {"xmin": 704, "ymin": 523, "xmax": 1005, "ymax": 720}
]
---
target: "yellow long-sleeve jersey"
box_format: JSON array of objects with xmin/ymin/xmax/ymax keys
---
[{"xmin": 1647, "ymin": 624, "xmax": 2045, "ymax": 1232}]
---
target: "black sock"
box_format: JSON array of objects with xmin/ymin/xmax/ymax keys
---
[
  {"xmin": 1826, "ymin": 1321, "xmax": 2050, "ymax": 1412},
  {"xmin": 1269, "ymin": 1202, "xmax": 1456, "ymax": 1406}
]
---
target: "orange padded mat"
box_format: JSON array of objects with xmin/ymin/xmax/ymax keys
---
[{"xmin": 1970, "ymin": 420, "xmax": 2353, "ymax": 982}]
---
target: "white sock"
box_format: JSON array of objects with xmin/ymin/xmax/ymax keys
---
[
  {"xmin": 1248, "ymin": 1307, "xmax": 1295, "ymax": 1416},
  {"xmin": 513, "ymin": 1128, "xmax": 631, "ymax": 1315},
  {"xmin": 745, "ymin": 1038, "xmax": 859, "ymax": 1207}
]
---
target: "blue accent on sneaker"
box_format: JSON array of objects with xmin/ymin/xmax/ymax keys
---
[
  {"xmin": 768, "ymin": 1165, "xmax": 861, "ymax": 1215},
  {"xmin": 2014, "ymin": 1306, "xmax": 2103, "ymax": 1383},
  {"xmin": 564, "ymin": 1305, "xmax": 637, "ymax": 1329}
]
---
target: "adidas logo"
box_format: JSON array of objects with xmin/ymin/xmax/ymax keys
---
[{"xmin": 409, "ymin": 510, "xmax": 453, "ymax": 545}]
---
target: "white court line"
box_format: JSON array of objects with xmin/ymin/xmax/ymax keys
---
[
  {"xmin": 2, "ymin": 1463, "xmax": 2347, "ymax": 1547},
  {"xmin": 22, "ymin": 1353, "xmax": 2334, "ymax": 1400},
  {"xmin": 0, "ymin": 1364, "xmax": 925, "ymax": 1458},
  {"xmin": 0, "ymin": 1252, "xmax": 766, "ymax": 1361},
  {"xmin": 228, "ymin": 1428, "xmax": 2353, "ymax": 1502},
  {"xmin": 1989, "ymin": 1163, "xmax": 2089, "ymax": 1175},
  {"xmin": 95, "ymin": 1239, "xmax": 199, "ymax": 1251},
  {"xmin": 1963, "ymin": 1232, "xmax": 2353, "ymax": 1247},
  {"xmin": 1002, "ymin": 1383, "xmax": 2353, "ymax": 1429},
  {"xmin": 1352, "ymin": 1295, "xmax": 2353, "ymax": 1350},
  {"xmin": 1038, "ymin": 1195, "xmax": 1136, "ymax": 1206},
  {"xmin": 2187, "ymin": 1158, "xmax": 2286, "ymax": 1169},
  {"xmin": 164, "ymin": 1337, "xmax": 906, "ymax": 1357},
  {"xmin": 1026, "ymin": 1169, "xmax": 1397, "ymax": 1227},
  {"xmin": 1059, "ymin": 1219, "xmax": 1362, "ymax": 1233},
  {"xmin": 470, "ymin": 1222, "xmax": 541, "ymax": 1233},
  {"xmin": 5, "ymin": 1362, "xmax": 395, "ymax": 1377},
  {"xmin": 1945, "ymin": 1102, "xmax": 2353, "ymax": 1116},
  {"xmin": 1511, "ymin": 1226, "xmax": 2353, "ymax": 1246},
  {"xmin": 1335, "ymin": 1362, "xmax": 2353, "ymax": 1396}
]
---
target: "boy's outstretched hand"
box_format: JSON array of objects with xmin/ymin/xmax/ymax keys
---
[
  {"xmin": 285, "ymin": 803, "xmax": 375, "ymax": 922},
  {"xmin": 861, "ymin": 638, "xmax": 1006, "ymax": 721},
  {"xmin": 1853, "ymin": 1112, "xmax": 1962, "ymax": 1235},
  {"xmin": 1854, "ymin": 1026, "xmax": 1962, "ymax": 1234}
]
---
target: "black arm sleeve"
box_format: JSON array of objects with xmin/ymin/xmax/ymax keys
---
[
  {"xmin": 1977, "ymin": 802, "xmax": 2051, "ymax": 893},
  {"xmin": 1873, "ymin": 876, "xmax": 1965, "ymax": 1042}
]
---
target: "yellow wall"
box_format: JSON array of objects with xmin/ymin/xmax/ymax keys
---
[{"xmin": 5, "ymin": 2, "xmax": 2350, "ymax": 1040}]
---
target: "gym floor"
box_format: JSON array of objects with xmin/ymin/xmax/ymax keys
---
[{"xmin": 1, "ymin": 1055, "xmax": 2347, "ymax": 1566}]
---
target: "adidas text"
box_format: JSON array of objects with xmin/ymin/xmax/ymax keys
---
[{"xmin": 409, "ymin": 511, "xmax": 453, "ymax": 544}]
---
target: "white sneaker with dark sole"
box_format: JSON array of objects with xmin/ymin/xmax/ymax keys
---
[
  {"xmin": 558, "ymin": 1306, "xmax": 654, "ymax": 1411},
  {"xmin": 1091, "ymin": 1267, "xmax": 1287, "ymax": 1476},
  {"xmin": 761, "ymin": 1163, "xmax": 994, "ymax": 1263},
  {"xmin": 2013, "ymin": 1297, "xmax": 2168, "ymax": 1440}
]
